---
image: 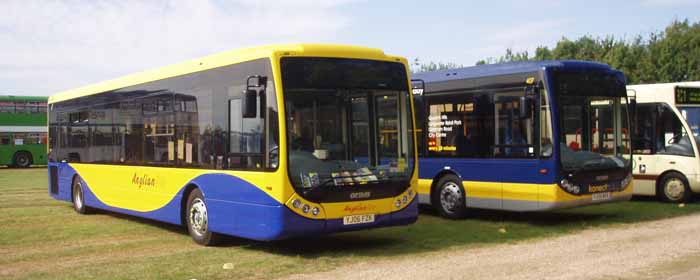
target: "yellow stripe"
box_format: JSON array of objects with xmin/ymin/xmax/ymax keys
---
[
  {"xmin": 71, "ymin": 164, "xmax": 287, "ymax": 212},
  {"xmin": 417, "ymin": 179, "xmax": 634, "ymax": 203}
]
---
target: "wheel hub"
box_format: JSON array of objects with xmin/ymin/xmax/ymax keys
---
[
  {"xmin": 189, "ymin": 198, "xmax": 208, "ymax": 235},
  {"xmin": 74, "ymin": 183, "xmax": 83, "ymax": 209},
  {"xmin": 664, "ymin": 178, "xmax": 685, "ymax": 201},
  {"xmin": 440, "ymin": 182, "xmax": 463, "ymax": 213}
]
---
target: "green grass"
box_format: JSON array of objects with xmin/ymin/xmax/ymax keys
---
[{"xmin": 2, "ymin": 168, "xmax": 700, "ymax": 279}]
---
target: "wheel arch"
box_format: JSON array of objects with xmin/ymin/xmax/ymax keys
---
[
  {"xmin": 180, "ymin": 183, "xmax": 201, "ymax": 226},
  {"xmin": 656, "ymin": 169, "xmax": 689, "ymax": 192},
  {"xmin": 430, "ymin": 169, "xmax": 463, "ymax": 203},
  {"xmin": 12, "ymin": 150, "xmax": 34, "ymax": 165}
]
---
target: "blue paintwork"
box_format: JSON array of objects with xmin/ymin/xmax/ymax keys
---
[
  {"xmin": 413, "ymin": 60, "xmax": 625, "ymax": 185},
  {"xmin": 47, "ymin": 161, "xmax": 417, "ymax": 241},
  {"xmin": 412, "ymin": 60, "xmax": 615, "ymax": 84},
  {"xmin": 418, "ymin": 157, "xmax": 557, "ymax": 184}
]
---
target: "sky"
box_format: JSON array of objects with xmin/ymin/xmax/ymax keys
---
[{"xmin": 1, "ymin": 0, "xmax": 699, "ymax": 96}]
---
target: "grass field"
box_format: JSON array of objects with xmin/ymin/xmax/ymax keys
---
[{"xmin": 2, "ymin": 168, "xmax": 700, "ymax": 280}]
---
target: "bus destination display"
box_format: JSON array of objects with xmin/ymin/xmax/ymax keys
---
[{"xmin": 675, "ymin": 87, "xmax": 700, "ymax": 105}]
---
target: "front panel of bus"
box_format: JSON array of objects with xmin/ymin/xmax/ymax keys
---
[
  {"xmin": 279, "ymin": 57, "xmax": 417, "ymax": 229},
  {"xmin": 548, "ymin": 68, "xmax": 633, "ymax": 203}
]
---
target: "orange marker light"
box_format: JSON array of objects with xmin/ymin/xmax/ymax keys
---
[{"xmin": 539, "ymin": 169, "xmax": 548, "ymax": 175}]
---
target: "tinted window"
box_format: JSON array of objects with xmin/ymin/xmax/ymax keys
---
[
  {"xmin": 49, "ymin": 58, "xmax": 278, "ymax": 170},
  {"xmin": 423, "ymin": 87, "xmax": 536, "ymax": 159}
]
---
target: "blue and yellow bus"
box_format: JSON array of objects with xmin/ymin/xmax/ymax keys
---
[
  {"xmin": 412, "ymin": 61, "xmax": 633, "ymax": 218},
  {"xmin": 48, "ymin": 44, "xmax": 418, "ymax": 245}
]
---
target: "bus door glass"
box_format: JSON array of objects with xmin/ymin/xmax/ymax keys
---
[
  {"xmin": 679, "ymin": 107, "xmax": 700, "ymax": 138},
  {"xmin": 631, "ymin": 104, "xmax": 658, "ymax": 195}
]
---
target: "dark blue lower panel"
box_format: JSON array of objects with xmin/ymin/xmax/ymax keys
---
[{"xmin": 209, "ymin": 197, "xmax": 418, "ymax": 241}]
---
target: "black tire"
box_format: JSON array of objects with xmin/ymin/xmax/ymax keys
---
[
  {"xmin": 13, "ymin": 152, "xmax": 32, "ymax": 168},
  {"xmin": 657, "ymin": 172, "xmax": 692, "ymax": 203},
  {"xmin": 185, "ymin": 189, "xmax": 221, "ymax": 246},
  {"xmin": 72, "ymin": 177, "xmax": 91, "ymax": 214},
  {"xmin": 433, "ymin": 174, "xmax": 467, "ymax": 219}
]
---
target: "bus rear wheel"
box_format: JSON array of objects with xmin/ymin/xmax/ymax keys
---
[
  {"xmin": 434, "ymin": 175, "xmax": 467, "ymax": 219},
  {"xmin": 13, "ymin": 152, "xmax": 32, "ymax": 168},
  {"xmin": 186, "ymin": 189, "xmax": 222, "ymax": 246},
  {"xmin": 72, "ymin": 177, "xmax": 91, "ymax": 214},
  {"xmin": 658, "ymin": 172, "xmax": 692, "ymax": 203}
]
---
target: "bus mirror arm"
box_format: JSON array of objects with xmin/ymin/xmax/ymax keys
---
[{"xmin": 242, "ymin": 75, "xmax": 267, "ymax": 118}]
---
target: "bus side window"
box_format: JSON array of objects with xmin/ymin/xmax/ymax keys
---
[
  {"xmin": 0, "ymin": 133, "xmax": 10, "ymax": 145},
  {"xmin": 657, "ymin": 104, "xmax": 694, "ymax": 157},
  {"xmin": 413, "ymin": 95, "xmax": 426, "ymax": 156},
  {"xmin": 632, "ymin": 104, "xmax": 656, "ymax": 155}
]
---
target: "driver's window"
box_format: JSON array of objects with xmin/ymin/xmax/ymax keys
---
[{"xmin": 657, "ymin": 105, "xmax": 694, "ymax": 157}]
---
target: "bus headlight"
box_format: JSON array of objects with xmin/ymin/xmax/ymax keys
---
[
  {"xmin": 292, "ymin": 199, "xmax": 302, "ymax": 209},
  {"xmin": 302, "ymin": 204, "xmax": 310, "ymax": 214},
  {"xmin": 311, "ymin": 207, "xmax": 320, "ymax": 216},
  {"xmin": 560, "ymin": 179, "xmax": 581, "ymax": 194},
  {"xmin": 621, "ymin": 173, "xmax": 632, "ymax": 189},
  {"xmin": 402, "ymin": 195, "xmax": 408, "ymax": 204},
  {"xmin": 395, "ymin": 199, "xmax": 402, "ymax": 208}
]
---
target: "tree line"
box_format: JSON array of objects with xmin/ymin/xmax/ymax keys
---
[{"xmin": 414, "ymin": 19, "xmax": 700, "ymax": 84}]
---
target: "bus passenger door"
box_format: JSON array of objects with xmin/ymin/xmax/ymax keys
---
[{"xmin": 632, "ymin": 104, "xmax": 658, "ymax": 195}]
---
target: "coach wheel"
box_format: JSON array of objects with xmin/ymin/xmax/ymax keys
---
[
  {"xmin": 186, "ymin": 189, "xmax": 221, "ymax": 246},
  {"xmin": 434, "ymin": 175, "xmax": 467, "ymax": 219},
  {"xmin": 72, "ymin": 177, "xmax": 90, "ymax": 214},
  {"xmin": 658, "ymin": 172, "xmax": 691, "ymax": 203},
  {"xmin": 13, "ymin": 152, "xmax": 32, "ymax": 168}
]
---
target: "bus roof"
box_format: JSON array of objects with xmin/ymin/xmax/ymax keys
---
[
  {"xmin": 628, "ymin": 81, "xmax": 700, "ymax": 104},
  {"xmin": 0, "ymin": 95, "xmax": 48, "ymax": 102},
  {"xmin": 412, "ymin": 60, "xmax": 613, "ymax": 84},
  {"xmin": 49, "ymin": 43, "xmax": 404, "ymax": 104}
]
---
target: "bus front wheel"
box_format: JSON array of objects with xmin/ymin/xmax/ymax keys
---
[
  {"xmin": 185, "ymin": 189, "xmax": 222, "ymax": 246},
  {"xmin": 658, "ymin": 172, "xmax": 692, "ymax": 203},
  {"xmin": 13, "ymin": 152, "xmax": 32, "ymax": 168},
  {"xmin": 72, "ymin": 177, "xmax": 91, "ymax": 214},
  {"xmin": 434, "ymin": 175, "xmax": 467, "ymax": 219}
]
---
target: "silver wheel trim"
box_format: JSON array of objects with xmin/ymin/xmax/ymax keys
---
[
  {"xmin": 189, "ymin": 198, "xmax": 209, "ymax": 236},
  {"xmin": 440, "ymin": 182, "xmax": 463, "ymax": 214},
  {"xmin": 664, "ymin": 178, "xmax": 686, "ymax": 201},
  {"xmin": 74, "ymin": 182, "xmax": 83, "ymax": 210}
]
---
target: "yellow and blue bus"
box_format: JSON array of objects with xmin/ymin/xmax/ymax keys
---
[
  {"xmin": 411, "ymin": 61, "xmax": 633, "ymax": 218},
  {"xmin": 48, "ymin": 44, "xmax": 418, "ymax": 245}
]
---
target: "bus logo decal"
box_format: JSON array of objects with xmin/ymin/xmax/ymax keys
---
[
  {"xmin": 349, "ymin": 191, "xmax": 371, "ymax": 199},
  {"xmin": 132, "ymin": 173, "xmax": 157, "ymax": 189}
]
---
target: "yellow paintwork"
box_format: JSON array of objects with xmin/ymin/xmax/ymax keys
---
[
  {"xmin": 417, "ymin": 178, "xmax": 633, "ymax": 205},
  {"xmin": 55, "ymin": 43, "xmax": 418, "ymax": 220},
  {"xmin": 285, "ymin": 186, "xmax": 416, "ymax": 220},
  {"xmin": 71, "ymin": 163, "xmax": 285, "ymax": 212}
]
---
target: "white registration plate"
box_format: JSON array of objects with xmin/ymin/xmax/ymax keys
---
[
  {"xmin": 592, "ymin": 192, "xmax": 612, "ymax": 201},
  {"xmin": 343, "ymin": 214, "xmax": 375, "ymax": 225}
]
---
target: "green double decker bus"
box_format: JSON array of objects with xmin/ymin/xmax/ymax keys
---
[{"xmin": 0, "ymin": 95, "xmax": 48, "ymax": 168}]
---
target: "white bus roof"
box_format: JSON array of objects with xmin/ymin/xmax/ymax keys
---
[{"xmin": 627, "ymin": 81, "xmax": 700, "ymax": 104}]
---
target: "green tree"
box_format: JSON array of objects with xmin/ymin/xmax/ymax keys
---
[
  {"xmin": 412, "ymin": 58, "xmax": 463, "ymax": 73},
  {"xmin": 479, "ymin": 19, "xmax": 700, "ymax": 84}
]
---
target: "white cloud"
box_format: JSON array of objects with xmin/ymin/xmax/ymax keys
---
[{"xmin": 0, "ymin": 0, "xmax": 358, "ymax": 96}]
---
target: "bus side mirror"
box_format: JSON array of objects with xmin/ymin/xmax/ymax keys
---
[
  {"xmin": 520, "ymin": 96, "xmax": 533, "ymax": 119},
  {"xmin": 242, "ymin": 89, "xmax": 257, "ymax": 118}
]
